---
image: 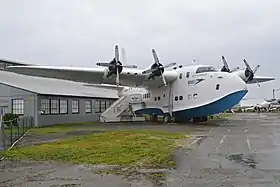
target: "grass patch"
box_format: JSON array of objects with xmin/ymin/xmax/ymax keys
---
[
  {"xmin": 31, "ymin": 121, "xmax": 100, "ymax": 135},
  {"xmin": 3, "ymin": 130, "xmax": 187, "ymax": 168},
  {"xmin": 210, "ymin": 113, "xmax": 233, "ymax": 120}
]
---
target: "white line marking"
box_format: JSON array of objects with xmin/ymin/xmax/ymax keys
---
[
  {"xmin": 269, "ymin": 134, "xmax": 277, "ymax": 145},
  {"xmin": 246, "ymin": 135, "xmax": 252, "ymax": 153},
  {"xmin": 214, "ymin": 135, "xmax": 227, "ymax": 151},
  {"xmin": 187, "ymin": 137, "xmax": 203, "ymax": 148}
]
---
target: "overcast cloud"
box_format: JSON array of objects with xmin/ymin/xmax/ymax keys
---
[{"xmin": 1, "ymin": 0, "xmax": 280, "ymax": 100}]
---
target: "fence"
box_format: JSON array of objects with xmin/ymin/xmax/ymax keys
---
[{"xmin": 0, "ymin": 116, "xmax": 34, "ymax": 151}]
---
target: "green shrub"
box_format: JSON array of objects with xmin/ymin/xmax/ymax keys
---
[{"xmin": 2, "ymin": 113, "xmax": 19, "ymax": 127}]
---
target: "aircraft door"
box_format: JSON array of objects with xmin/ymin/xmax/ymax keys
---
[{"xmin": 162, "ymin": 85, "xmax": 173, "ymax": 114}]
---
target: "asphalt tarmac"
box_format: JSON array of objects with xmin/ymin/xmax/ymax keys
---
[
  {"xmin": 1, "ymin": 113, "xmax": 280, "ymax": 186},
  {"xmin": 167, "ymin": 113, "xmax": 280, "ymax": 187}
]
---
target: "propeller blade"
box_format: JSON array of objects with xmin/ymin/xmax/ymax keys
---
[
  {"xmin": 116, "ymin": 67, "xmax": 120, "ymax": 86},
  {"xmin": 161, "ymin": 75, "xmax": 167, "ymax": 86},
  {"xmin": 115, "ymin": 45, "xmax": 119, "ymax": 62},
  {"xmin": 192, "ymin": 58, "xmax": 196, "ymax": 64},
  {"xmin": 253, "ymin": 65, "xmax": 260, "ymax": 74},
  {"xmin": 255, "ymin": 79, "xmax": 260, "ymax": 87},
  {"xmin": 162, "ymin": 62, "xmax": 176, "ymax": 68},
  {"xmin": 221, "ymin": 56, "xmax": 230, "ymax": 71},
  {"xmin": 243, "ymin": 59, "xmax": 253, "ymax": 72},
  {"xmin": 96, "ymin": 62, "xmax": 114, "ymax": 67},
  {"xmin": 152, "ymin": 49, "xmax": 160, "ymax": 65}
]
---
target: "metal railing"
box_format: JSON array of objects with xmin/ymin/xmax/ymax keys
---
[{"xmin": 0, "ymin": 116, "xmax": 34, "ymax": 151}]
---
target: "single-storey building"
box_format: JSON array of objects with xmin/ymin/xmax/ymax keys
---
[{"xmin": 0, "ymin": 70, "xmax": 118, "ymax": 127}]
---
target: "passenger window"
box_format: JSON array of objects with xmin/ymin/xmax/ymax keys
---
[
  {"xmin": 175, "ymin": 96, "xmax": 178, "ymax": 101},
  {"xmin": 193, "ymin": 93, "xmax": 198, "ymax": 99},
  {"xmin": 188, "ymin": 94, "xmax": 192, "ymax": 99},
  {"xmin": 179, "ymin": 73, "xmax": 182, "ymax": 79},
  {"xmin": 179, "ymin": 96, "xmax": 183, "ymax": 100},
  {"xmin": 154, "ymin": 97, "xmax": 157, "ymax": 101},
  {"xmin": 186, "ymin": 72, "xmax": 190, "ymax": 78},
  {"xmin": 216, "ymin": 84, "xmax": 220, "ymax": 90}
]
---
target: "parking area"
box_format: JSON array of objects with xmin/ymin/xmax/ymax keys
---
[
  {"xmin": 1, "ymin": 113, "xmax": 280, "ymax": 186},
  {"xmin": 168, "ymin": 113, "xmax": 280, "ymax": 187}
]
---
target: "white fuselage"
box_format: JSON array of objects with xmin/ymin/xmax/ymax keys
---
[{"xmin": 118, "ymin": 65, "xmax": 248, "ymax": 121}]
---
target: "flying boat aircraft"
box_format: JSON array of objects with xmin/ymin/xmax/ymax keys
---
[{"xmin": 6, "ymin": 45, "xmax": 265, "ymax": 123}]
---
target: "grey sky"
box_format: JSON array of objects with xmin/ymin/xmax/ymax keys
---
[{"xmin": 1, "ymin": 0, "xmax": 280, "ymax": 100}]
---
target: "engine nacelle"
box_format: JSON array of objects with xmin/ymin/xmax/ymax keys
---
[{"xmin": 232, "ymin": 70, "xmax": 253, "ymax": 83}]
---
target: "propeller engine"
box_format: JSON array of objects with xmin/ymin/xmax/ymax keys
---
[
  {"xmin": 243, "ymin": 59, "xmax": 260, "ymax": 83},
  {"xmin": 96, "ymin": 45, "xmax": 137, "ymax": 86},
  {"xmin": 142, "ymin": 49, "xmax": 176, "ymax": 87}
]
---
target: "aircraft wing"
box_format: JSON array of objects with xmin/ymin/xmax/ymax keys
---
[
  {"xmin": 6, "ymin": 65, "xmax": 178, "ymax": 88},
  {"xmin": 246, "ymin": 76, "xmax": 275, "ymax": 84}
]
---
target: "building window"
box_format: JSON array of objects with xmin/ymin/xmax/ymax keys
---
[
  {"xmin": 60, "ymin": 99, "xmax": 68, "ymax": 114},
  {"xmin": 186, "ymin": 72, "xmax": 190, "ymax": 78},
  {"xmin": 175, "ymin": 96, "xmax": 178, "ymax": 101},
  {"xmin": 12, "ymin": 99, "xmax": 24, "ymax": 115},
  {"xmin": 158, "ymin": 96, "xmax": 160, "ymax": 101},
  {"xmin": 40, "ymin": 99, "xmax": 50, "ymax": 114},
  {"xmin": 94, "ymin": 100, "xmax": 101, "ymax": 113},
  {"xmin": 216, "ymin": 84, "xmax": 220, "ymax": 90},
  {"xmin": 100, "ymin": 100, "xmax": 106, "ymax": 112},
  {"xmin": 179, "ymin": 96, "xmax": 183, "ymax": 100},
  {"xmin": 51, "ymin": 99, "xmax": 59, "ymax": 114},
  {"xmin": 85, "ymin": 100, "xmax": 92, "ymax": 113},
  {"xmin": 72, "ymin": 100, "xmax": 79, "ymax": 113},
  {"xmin": 105, "ymin": 101, "xmax": 111, "ymax": 110}
]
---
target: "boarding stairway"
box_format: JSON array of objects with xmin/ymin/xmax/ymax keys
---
[{"xmin": 99, "ymin": 93, "xmax": 146, "ymax": 122}]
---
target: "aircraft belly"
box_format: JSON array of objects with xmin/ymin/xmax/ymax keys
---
[{"xmin": 173, "ymin": 90, "xmax": 247, "ymax": 119}]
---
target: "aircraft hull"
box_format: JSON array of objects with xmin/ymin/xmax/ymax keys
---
[{"xmin": 135, "ymin": 90, "xmax": 247, "ymax": 122}]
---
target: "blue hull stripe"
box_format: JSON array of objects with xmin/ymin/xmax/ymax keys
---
[{"xmin": 135, "ymin": 90, "xmax": 247, "ymax": 120}]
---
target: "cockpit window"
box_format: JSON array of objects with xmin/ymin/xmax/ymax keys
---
[{"xmin": 196, "ymin": 66, "xmax": 218, "ymax": 74}]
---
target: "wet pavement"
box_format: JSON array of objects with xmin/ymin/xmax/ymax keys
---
[
  {"xmin": 1, "ymin": 113, "xmax": 280, "ymax": 186},
  {"xmin": 167, "ymin": 113, "xmax": 280, "ymax": 187}
]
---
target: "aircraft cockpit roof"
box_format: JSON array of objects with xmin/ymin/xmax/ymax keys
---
[{"xmin": 195, "ymin": 66, "xmax": 218, "ymax": 74}]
